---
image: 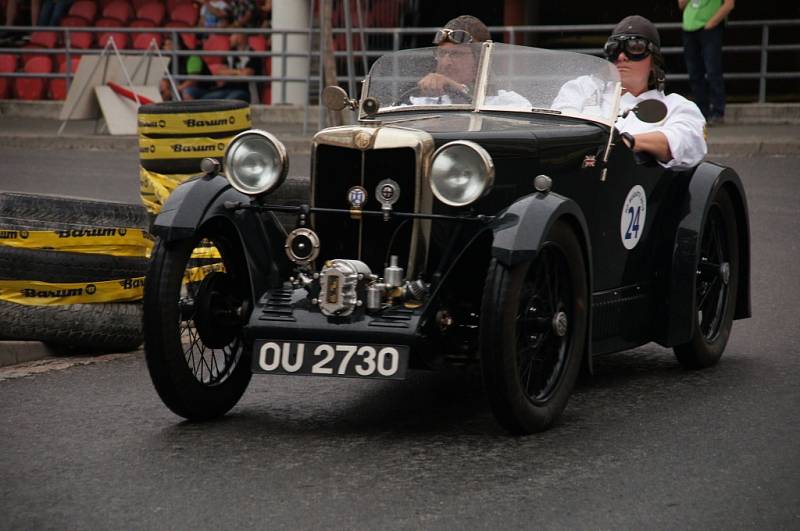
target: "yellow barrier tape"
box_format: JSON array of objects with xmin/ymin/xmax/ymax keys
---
[
  {"xmin": 139, "ymin": 136, "xmax": 233, "ymax": 160},
  {"xmin": 0, "ymin": 228, "xmax": 154, "ymax": 257},
  {"xmin": 184, "ymin": 262, "xmax": 225, "ymax": 283},
  {"xmin": 139, "ymin": 167, "xmax": 196, "ymax": 214},
  {"xmin": 138, "ymin": 107, "xmax": 251, "ymax": 135},
  {"xmin": 0, "ymin": 278, "xmax": 144, "ymax": 305}
]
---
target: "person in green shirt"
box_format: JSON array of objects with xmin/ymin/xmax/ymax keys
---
[{"xmin": 679, "ymin": 0, "xmax": 735, "ymax": 125}]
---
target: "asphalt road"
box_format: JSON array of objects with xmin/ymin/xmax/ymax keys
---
[{"xmin": 1, "ymin": 153, "xmax": 799, "ymax": 529}]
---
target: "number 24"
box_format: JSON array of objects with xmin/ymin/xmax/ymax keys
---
[{"xmin": 625, "ymin": 206, "xmax": 641, "ymax": 240}]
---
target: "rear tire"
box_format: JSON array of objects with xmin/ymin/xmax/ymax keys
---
[
  {"xmin": 480, "ymin": 221, "xmax": 587, "ymax": 434},
  {"xmin": 673, "ymin": 189, "xmax": 739, "ymax": 369},
  {"xmin": 144, "ymin": 227, "xmax": 252, "ymax": 421}
]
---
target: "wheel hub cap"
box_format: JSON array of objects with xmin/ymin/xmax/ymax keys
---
[
  {"xmin": 552, "ymin": 311, "xmax": 568, "ymax": 337},
  {"xmin": 720, "ymin": 262, "xmax": 730, "ymax": 285}
]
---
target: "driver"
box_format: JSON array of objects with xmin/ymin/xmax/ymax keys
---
[
  {"xmin": 411, "ymin": 15, "xmax": 530, "ymax": 107},
  {"xmin": 554, "ymin": 16, "xmax": 707, "ymax": 169}
]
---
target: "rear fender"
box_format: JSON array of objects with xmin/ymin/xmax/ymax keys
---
[
  {"xmin": 151, "ymin": 174, "xmax": 290, "ymax": 301},
  {"xmin": 666, "ymin": 162, "xmax": 751, "ymax": 345},
  {"xmin": 490, "ymin": 192, "xmax": 594, "ymax": 373}
]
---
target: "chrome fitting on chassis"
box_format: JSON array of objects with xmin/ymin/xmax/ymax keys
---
[{"xmin": 299, "ymin": 255, "xmax": 430, "ymax": 317}]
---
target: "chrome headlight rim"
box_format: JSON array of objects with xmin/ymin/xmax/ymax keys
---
[
  {"xmin": 429, "ymin": 140, "xmax": 494, "ymax": 207},
  {"xmin": 223, "ymin": 129, "xmax": 288, "ymax": 196}
]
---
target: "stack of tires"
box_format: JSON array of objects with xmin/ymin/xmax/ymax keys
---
[
  {"xmin": 0, "ymin": 193, "xmax": 150, "ymax": 353},
  {"xmin": 137, "ymin": 100, "xmax": 251, "ymax": 214}
]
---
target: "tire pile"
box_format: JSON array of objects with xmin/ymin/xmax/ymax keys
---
[
  {"xmin": 138, "ymin": 99, "xmax": 251, "ymax": 214},
  {"xmin": 0, "ymin": 193, "xmax": 150, "ymax": 353}
]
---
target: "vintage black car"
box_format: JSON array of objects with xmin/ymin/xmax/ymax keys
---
[{"xmin": 144, "ymin": 43, "xmax": 750, "ymax": 434}]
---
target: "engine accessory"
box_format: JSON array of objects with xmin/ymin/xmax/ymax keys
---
[
  {"xmin": 285, "ymin": 227, "xmax": 320, "ymax": 265},
  {"xmin": 366, "ymin": 282, "xmax": 386, "ymax": 311},
  {"xmin": 318, "ymin": 259, "xmax": 372, "ymax": 316},
  {"xmin": 384, "ymin": 255, "xmax": 404, "ymax": 288}
]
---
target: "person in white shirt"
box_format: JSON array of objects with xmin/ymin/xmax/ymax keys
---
[
  {"xmin": 554, "ymin": 15, "xmax": 707, "ymax": 170},
  {"xmin": 409, "ymin": 15, "xmax": 531, "ymax": 108}
]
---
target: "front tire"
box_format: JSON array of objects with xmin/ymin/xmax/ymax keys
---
[
  {"xmin": 673, "ymin": 189, "xmax": 739, "ymax": 369},
  {"xmin": 144, "ymin": 226, "xmax": 252, "ymax": 420},
  {"xmin": 480, "ymin": 221, "xmax": 588, "ymax": 434}
]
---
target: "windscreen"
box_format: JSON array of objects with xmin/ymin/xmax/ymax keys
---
[{"xmin": 483, "ymin": 44, "xmax": 620, "ymax": 123}]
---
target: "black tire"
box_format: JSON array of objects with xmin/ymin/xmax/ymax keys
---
[
  {"xmin": 673, "ymin": 189, "xmax": 740, "ymax": 369},
  {"xmin": 144, "ymin": 227, "xmax": 252, "ymax": 421},
  {"xmin": 138, "ymin": 99, "xmax": 250, "ymax": 139},
  {"xmin": 0, "ymin": 193, "xmax": 149, "ymax": 230},
  {"xmin": 480, "ymin": 220, "xmax": 588, "ymax": 434},
  {"xmin": 0, "ymin": 246, "xmax": 147, "ymax": 282},
  {"xmin": 139, "ymin": 155, "xmax": 223, "ymax": 176},
  {"xmin": 0, "ymin": 301, "xmax": 143, "ymax": 352}
]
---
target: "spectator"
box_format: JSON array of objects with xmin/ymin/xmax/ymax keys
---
[
  {"xmin": 201, "ymin": 32, "xmax": 261, "ymax": 101},
  {"xmin": 229, "ymin": 0, "xmax": 256, "ymax": 28},
  {"xmin": 196, "ymin": 0, "xmax": 230, "ymax": 28},
  {"xmin": 679, "ymin": 0, "xmax": 735, "ymax": 125},
  {"xmin": 258, "ymin": 0, "xmax": 271, "ymax": 28},
  {"xmin": 160, "ymin": 36, "xmax": 214, "ymax": 101},
  {"xmin": 37, "ymin": 0, "xmax": 73, "ymax": 26}
]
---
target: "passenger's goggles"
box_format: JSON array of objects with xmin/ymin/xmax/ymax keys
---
[
  {"xmin": 433, "ymin": 28, "xmax": 474, "ymax": 45},
  {"xmin": 603, "ymin": 35, "xmax": 655, "ymax": 62}
]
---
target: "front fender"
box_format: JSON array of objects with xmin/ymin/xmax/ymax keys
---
[
  {"xmin": 151, "ymin": 174, "xmax": 290, "ymax": 301},
  {"xmin": 666, "ymin": 161, "xmax": 752, "ymax": 346},
  {"xmin": 490, "ymin": 191, "xmax": 594, "ymax": 373}
]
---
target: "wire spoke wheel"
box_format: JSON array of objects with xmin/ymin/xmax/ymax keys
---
[
  {"xmin": 674, "ymin": 189, "xmax": 739, "ymax": 369},
  {"xmin": 145, "ymin": 228, "xmax": 253, "ymax": 421},
  {"xmin": 480, "ymin": 221, "xmax": 587, "ymax": 434}
]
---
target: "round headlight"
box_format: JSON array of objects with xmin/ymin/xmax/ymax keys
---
[
  {"xmin": 429, "ymin": 140, "xmax": 494, "ymax": 207},
  {"xmin": 223, "ymin": 130, "xmax": 288, "ymax": 196}
]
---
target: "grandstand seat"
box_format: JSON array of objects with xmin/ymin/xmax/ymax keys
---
[
  {"xmin": 169, "ymin": 2, "xmax": 198, "ymax": 26},
  {"xmin": 49, "ymin": 57, "xmax": 81, "ymax": 100},
  {"xmin": 202, "ymin": 34, "xmax": 230, "ymax": 65},
  {"xmin": 60, "ymin": 14, "xmax": 91, "ymax": 27},
  {"xmin": 15, "ymin": 56, "xmax": 53, "ymax": 100},
  {"xmin": 0, "ymin": 54, "xmax": 17, "ymax": 99},
  {"xmin": 101, "ymin": 0, "xmax": 134, "ymax": 23},
  {"xmin": 59, "ymin": 17, "xmax": 94, "ymax": 49},
  {"xmin": 95, "ymin": 17, "xmax": 123, "ymax": 27},
  {"xmin": 248, "ymin": 35, "xmax": 268, "ymax": 52},
  {"xmin": 133, "ymin": 32, "xmax": 163, "ymax": 49},
  {"xmin": 166, "ymin": 0, "xmax": 190, "ymax": 12},
  {"xmin": 29, "ymin": 31, "xmax": 59, "ymax": 48},
  {"xmin": 98, "ymin": 31, "xmax": 130, "ymax": 49},
  {"xmin": 136, "ymin": 2, "xmax": 166, "ymax": 25},
  {"xmin": 68, "ymin": 0, "xmax": 98, "ymax": 22},
  {"xmin": 130, "ymin": 18, "xmax": 156, "ymax": 28},
  {"xmin": 131, "ymin": 0, "xmax": 154, "ymax": 9},
  {"xmin": 163, "ymin": 24, "xmax": 197, "ymax": 50},
  {"xmin": 20, "ymin": 45, "xmax": 51, "ymax": 68}
]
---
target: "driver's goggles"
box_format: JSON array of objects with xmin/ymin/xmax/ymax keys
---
[
  {"xmin": 433, "ymin": 28, "xmax": 474, "ymax": 45},
  {"xmin": 603, "ymin": 36, "xmax": 654, "ymax": 62}
]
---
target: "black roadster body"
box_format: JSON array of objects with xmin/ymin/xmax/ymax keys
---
[{"xmin": 144, "ymin": 43, "xmax": 750, "ymax": 433}]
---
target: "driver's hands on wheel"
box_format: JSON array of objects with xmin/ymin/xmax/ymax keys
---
[{"xmin": 417, "ymin": 73, "xmax": 470, "ymax": 98}]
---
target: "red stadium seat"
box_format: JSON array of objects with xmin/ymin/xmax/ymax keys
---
[
  {"xmin": 68, "ymin": 0, "xmax": 98, "ymax": 22},
  {"xmin": 98, "ymin": 31, "xmax": 130, "ymax": 49},
  {"xmin": 29, "ymin": 31, "xmax": 59, "ymax": 48},
  {"xmin": 15, "ymin": 56, "xmax": 53, "ymax": 100},
  {"xmin": 20, "ymin": 44, "xmax": 50, "ymax": 68},
  {"xmin": 133, "ymin": 32, "xmax": 163, "ymax": 49},
  {"xmin": 136, "ymin": 2, "xmax": 165, "ymax": 25},
  {"xmin": 131, "ymin": 0, "xmax": 153, "ymax": 9},
  {"xmin": 0, "ymin": 54, "xmax": 17, "ymax": 99},
  {"xmin": 248, "ymin": 35, "xmax": 268, "ymax": 52},
  {"xmin": 130, "ymin": 18, "xmax": 156, "ymax": 28},
  {"xmin": 163, "ymin": 24, "xmax": 197, "ymax": 50},
  {"xmin": 95, "ymin": 17, "xmax": 122, "ymax": 27},
  {"xmin": 101, "ymin": 0, "xmax": 134, "ymax": 23},
  {"xmin": 166, "ymin": 0, "xmax": 190, "ymax": 12},
  {"xmin": 60, "ymin": 14, "xmax": 91, "ymax": 26},
  {"xmin": 202, "ymin": 34, "xmax": 229, "ymax": 65},
  {"xmin": 49, "ymin": 57, "xmax": 81, "ymax": 100},
  {"xmin": 170, "ymin": 2, "xmax": 198, "ymax": 26}
]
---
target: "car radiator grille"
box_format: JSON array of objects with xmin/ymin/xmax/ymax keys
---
[{"xmin": 313, "ymin": 145, "xmax": 417, "ymax": 274}]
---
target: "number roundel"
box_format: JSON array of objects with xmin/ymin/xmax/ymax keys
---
[{"xmin": 620, "ymin": 185, "xmax": 647, "ymax": 250}]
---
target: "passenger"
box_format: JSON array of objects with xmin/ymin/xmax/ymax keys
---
[
  {"xmin": 554, "ymin": 15, "xmax": 706, "ymax": 169},
  {"xmin": 201, "ymin": 32, "xmax": 261, "ymax": 102},
  {"xmin": 411, "ymin": 15, "xmax": 530, "ymax": 107}
]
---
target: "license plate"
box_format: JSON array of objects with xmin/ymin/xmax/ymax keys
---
[{"xmin": 252, "ymin": 341, "xmax": 409, "ymax": 380}]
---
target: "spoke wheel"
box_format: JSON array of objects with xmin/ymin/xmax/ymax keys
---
[
  {"xmin": 480, "ymin": 221, "xmax": 587, "ymax": 434},
  {"xmin": 144, "ymin": 227, "xmax": 253, "ymax": 420},
  {"xmin": 674, "ymin": 189, "xmax": 739, "ymax": 369}
]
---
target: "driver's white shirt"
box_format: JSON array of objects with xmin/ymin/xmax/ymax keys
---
[
  {"xmin": 409, "ymin": 89, "xmax": 532, "ymax": 107},
  {"xmin": 553, "ymin": 76, "xmax": 707, "ymax": 169},
  {"xmin": 616, "ymin": 89, "xmax": 707, "ymax": 170}
]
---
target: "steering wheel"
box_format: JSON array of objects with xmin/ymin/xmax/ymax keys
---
[{"xmin": 395, "ymin": 83, "xmax": 472, "ymax": 105}]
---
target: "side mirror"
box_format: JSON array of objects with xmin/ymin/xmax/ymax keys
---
[
  {"xmin": 625, "ymin": 99, "xmax": 668, "ymax": 123},
  {"xmin": 322, "ymin": 85, "xmax": 357, "ymax": 111}
]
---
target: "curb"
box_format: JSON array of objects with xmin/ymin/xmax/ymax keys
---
[{"xmin": 0, "ymin": 341, "xmax": 56, "ymax": 367}]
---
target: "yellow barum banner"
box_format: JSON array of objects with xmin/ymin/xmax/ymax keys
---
[
  {"xmin": 0, "ymin": 278, "xmax": 145, "ymax": 305},
  {"xmin": 137, "ymin": 107, "xmax": 250, "ymax": 135},
  {"xmin": 0, "ymin": 228, "xmax": 153, "ymax": 257},
  {"xmin": 139, "ymin": 136, "xmax": 233, "ymax": 160},
  {"xmin": 139, "ymin": 167, "xmax": 195, "ymax": 214}
]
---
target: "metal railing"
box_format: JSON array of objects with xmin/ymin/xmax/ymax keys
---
[{"xmin": 0, "ymin": 19, "xmax": 797, "ymax": 104}]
